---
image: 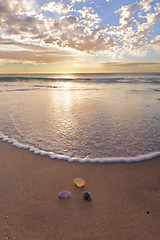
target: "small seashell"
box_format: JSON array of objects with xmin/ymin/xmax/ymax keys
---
[
  {"xmin": 3, "ymin": 237, "xmax": 10, "ymax": 240},
  {"xmin": 83, "ymin": 191, "xmax": 92, "ymax": 201},
  {"xmin": 58, "ymin": 191, "xmax": 71, "ymax": 199},
  {"xmin": 74, "ymin": 178, "xmax": 86, "ymax": 187}
]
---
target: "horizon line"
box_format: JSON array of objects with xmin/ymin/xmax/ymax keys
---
[{"xmin": 0, "ymin": 71, "xmax": 160, "ymax": 75}]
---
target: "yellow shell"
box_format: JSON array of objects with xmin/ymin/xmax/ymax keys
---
[{"xmin": 74, "ymin": 178, "xmax": 86, "ymax": 187}]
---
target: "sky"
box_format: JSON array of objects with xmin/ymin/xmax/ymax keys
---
[{"xmin": 0, "ymin": 0, "xmax": 160, "ymax": 73}]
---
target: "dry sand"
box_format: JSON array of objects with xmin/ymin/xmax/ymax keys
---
[{"xmin": 0, "ymin": 139, "xmax": 160, "ymax": 240}]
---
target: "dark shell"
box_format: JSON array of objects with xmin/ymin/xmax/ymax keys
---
[{"xmin": 83, "ymin": 191, "xmax": 92, "ymax": 201}]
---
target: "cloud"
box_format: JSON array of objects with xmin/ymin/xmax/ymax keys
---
[
  {"xmin": 71, "ymin": 0, "xmax": 86, "ymax": 3},
  {"xmin": 0, "ymin": 35, "xmax": 80, "ymax": 64},
  {"xmin": 139, "ymin": 0, "xmax": 154, "ymax": 12},
  {"xmin": 0, "ymin": 0, "xmax": 44, "ymax": 38},
  {"xmin": 101, "ymin": 61, "xmax": 160, "ymax": 67},
  {"xmin": 78, "ymin": 6, "xmax": 101, "ymax": 24},
  {"xmin": 0, "ymin": 0, "xmax": 36, "ymax": 16},
  {"xmin": 100, "ymin": 61, "xmax": 160, "ymax": 72},
  {"xmin": 116, "ymin": 2, "xmax": 139, "ymax": 28},
  {"xmin": 0, "ymin": 37, "xmax": 49, "ymax": 51},
  {"xmin": 41, "ymin": 1, "xmax": 72, "ymax": 14},
  {"xmin": 0, "ymin": 49, "xmax": 78, "ymax": 64},
  {"xmin": 41, "ymin": 14, "xmax": 117, "ymax": 53},
  {"xmin": 106, "ymin": 1, "xmax": 160, "ymax": 56},
  {"xmin": 150, "ymin": 35, "xmax": 160, "ymax": 52},
  {"xmin": 0, "ymin": 0, "xmax": 159, "ymax": 63}
]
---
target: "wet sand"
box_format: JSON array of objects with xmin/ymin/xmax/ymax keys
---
[{"xmin": 0, "ymin": 139, "xmax": 160, "ymax": 240}]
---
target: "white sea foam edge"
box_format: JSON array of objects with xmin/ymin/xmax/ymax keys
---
[{"xmin": 0, "ymin": 132, "xmax": 160, "ymax": 163}]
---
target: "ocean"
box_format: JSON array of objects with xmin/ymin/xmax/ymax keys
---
[{"xmin": 0, "ymin": 73, "xmax": 160, "ymax": 163}]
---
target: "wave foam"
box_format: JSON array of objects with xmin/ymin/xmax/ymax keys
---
[{"xmin": 0, "ymin": 132, "xmax": 160, "ymax": 163}]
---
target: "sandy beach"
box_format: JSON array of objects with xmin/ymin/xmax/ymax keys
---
[{"xmin": 0, "ymin": 139, "xmax": 160, "ymax": 240}]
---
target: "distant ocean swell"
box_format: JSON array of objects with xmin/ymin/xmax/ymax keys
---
[{"xmin": 0, "ymin": 74, "xmax": 160, "ymax": 83}]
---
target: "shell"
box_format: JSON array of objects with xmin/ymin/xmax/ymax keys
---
[
  {"xmin": 58, "ymin": 191, "xmax": 71, "ymax": 199},
  {"xmin": 74, "ymin": 178, "xmax": 86, "ymax": 187},
  {"xmin": 83, "ymin": 191, "xmax": 92, "ymax": 201}
]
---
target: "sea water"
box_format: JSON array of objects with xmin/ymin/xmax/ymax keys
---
[{"xmin": 0, "ymin": 73, "xmax": 160, "ymax": 163}]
